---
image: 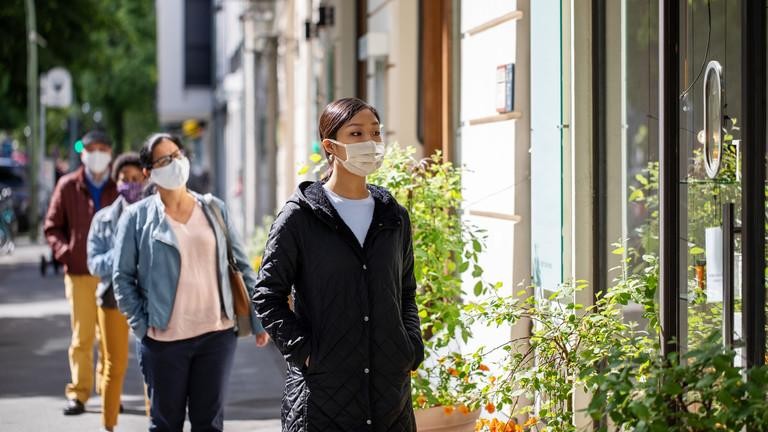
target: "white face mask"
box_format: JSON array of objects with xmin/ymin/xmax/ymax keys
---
[
  {"xmin": 329, "ymin": 139, "xmax": 385, "ymax": 177},
  {"xmin": 151, "ymin": 156, "xmax": 190, "ymax": 190},
  {"xmin": 81, "ymin": 150, "xmax": 112, "ymax": 175}
]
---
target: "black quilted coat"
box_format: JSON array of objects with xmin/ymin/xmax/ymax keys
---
[{"xmin": 253, "ymin": 181, "xmax": 424, "ymax": 432}]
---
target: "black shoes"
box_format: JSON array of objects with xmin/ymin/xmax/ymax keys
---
[
  {"xmin": 62, "ymin": 398, "xmax": 122, "ymax": 415},
  {"xmin": 63, "ymin": 398, "xmax": 85, "ymax": 415}
]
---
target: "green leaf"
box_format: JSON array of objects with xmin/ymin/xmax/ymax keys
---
[
  {"xmin": 458, "ymin": 260, "xmax": 470, "ymax": 273},
  {"xmin": 662, "ymin": 380, "xmax": 682, "ymax": 395},
  {"xmin": 630, "ymin": 402, "xmax": 651, "ymax": 419},
  {"xmin": 471, "ymin": 266, "xmax": 483, "ymax": 278},
  {"xmin": 628, "ymin": 188, "xmax": 645, "ymax": 202},
  {"xmin": 689, "ymin": 246, "xmax": 705, "ymax": 255},
  {"xmin": 473, "ymin": 281, "xmax": 483, "ymax": 296}
]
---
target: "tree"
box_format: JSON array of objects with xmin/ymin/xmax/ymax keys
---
[
  {"xmin": 0, "ymin": 0, "xmax": 105, "ymax": 130},
  {"xmin": 79, "ymin": 0, "xmax": 157, "ymax": 150},
  {"xmin": 0, "ymin": 0, "xmax": 157, "ymax": 153}
]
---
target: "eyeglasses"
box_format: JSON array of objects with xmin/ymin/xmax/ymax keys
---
[{"xmin": 152, "ymin": 149, "xmax": 184, "ymax": 168}]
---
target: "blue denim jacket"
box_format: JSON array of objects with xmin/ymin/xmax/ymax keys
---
[
  {"xmin": 87, "ymin": 195, "xmax": 128, "ymax": 308},
  {"xmin": 112, "ymin": 192, "xmax": 264, "ymax": 339}
]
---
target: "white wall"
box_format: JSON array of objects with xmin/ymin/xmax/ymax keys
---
[
  {"xmin": 212, "ymin": 0, "xmax": 248, "ymax": 235},
  {"xmin": 363, "ymin": 0, "xmax": 419, "ymax": 148},
  {"xmin": 275, "ymin": 0, "xmax": 361, "ymax": 206},
  {"xmin": 459, "ymin": 1, "xmax": 525, "ymax": 359},
  {"xmin": 222, "ymin": 72, "xmax": 246, "ymax": 236},
  {"xmin": 275, "ymin": 0, "xmax": 316, "ymax": 207},
  {"xmin": 155, "ymin": 0, "xmax": 212, "ymax": 124}
]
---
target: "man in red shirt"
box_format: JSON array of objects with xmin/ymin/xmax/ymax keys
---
[{"xmin": 44, "ymin": 130, "xmax": 118, "ymax": 415}]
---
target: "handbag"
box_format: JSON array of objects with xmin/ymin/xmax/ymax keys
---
[{"xmin": 206, "ymin": 198, "xmax": 253, "ymax": 337}]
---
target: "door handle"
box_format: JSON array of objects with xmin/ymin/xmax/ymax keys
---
[{"xmin": 722, "ymin": 203, "xmax": 740, "ymax": 349}]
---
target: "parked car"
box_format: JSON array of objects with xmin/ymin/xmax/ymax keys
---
[{"xmin": 0, "ymin": 157, "xmax": 29, "ymax": 232}]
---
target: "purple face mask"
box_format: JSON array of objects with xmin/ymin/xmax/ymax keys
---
[{"xmin": 117, "ymin": 182, "xmax": 144, "ymax": 204}]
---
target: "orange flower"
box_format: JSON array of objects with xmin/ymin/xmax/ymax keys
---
[
  {"xmin": 489, "ymin": 376, "xmax": 497, "ymax": 384},
  {"xmin": 416, "ymin": 394, "xmax": 427, "ymax": 407},
  {"xmin": 458, "ymin": 404, "xmax": 470, "ymax": 415},
  {"xmin": 443, "ymin": 405, "xmax": 455, "ymax": 415},
  {"xmin": 490, "ymin": 418, "xmax": 502, "ymax": 432},
  {"xmin": 523, "ymin": 416, "xmax": 539, "ymax": 427},
  {"xmin": 475, "ymin": 418, "xmax": 490, "ymax": 431},
  {"xmin": 485, "ymin": 402, "xmax": 496, "ymax": 414},
  {"xmin": 478, "ymin": 364, "xmax": 490, "ymax": 371},
  {"xmin": 448, "ymin": 367, "xmax": 459, "ymax": 377}
]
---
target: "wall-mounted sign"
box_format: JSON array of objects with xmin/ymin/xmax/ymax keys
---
[
  {"xmin": 703, "ymin": 60, "xmax": 723, "ymax": 179},
  {"xmin": 40, "ymin": 67, "xmax": 73, "ymax": 108},
  {"xmin": 495, "ymin": 63, "xmax": 515, "ymax": 113}
]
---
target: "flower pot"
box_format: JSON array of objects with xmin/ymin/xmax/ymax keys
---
[{"xmin": 415, "ymin": 406, "xmax": 481, "ymax": 432}]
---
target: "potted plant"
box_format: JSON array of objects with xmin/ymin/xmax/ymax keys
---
[
  {"xmin": 588, "ymin": 331, "xmax": 768, "ymax": 431},
  {"xmin": 366, "ymin": 146, "xmax": 493, "ymax": 430},
  {"xmin": 461, "ymin": 243, "xmax": 768, "ymax": 431},
  {"xmin": 448, "ymin": 245, "xmax": 658, "ymax": 431},
  {"xmin": 247, "ymin": 215, "xmax": 274, "ymax": 270}
]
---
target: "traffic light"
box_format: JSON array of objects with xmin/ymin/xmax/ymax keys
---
[{"xmin": 74, "ymin": 139, "xmax": 84, "ymax": 153}]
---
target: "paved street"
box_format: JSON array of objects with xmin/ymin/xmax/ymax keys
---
[{"xmin": 0, "ymin": 237, "xmax": 284, "ymax": 431}]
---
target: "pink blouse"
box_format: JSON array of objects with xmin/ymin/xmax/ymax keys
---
[{"xmin": 148, "ymin": 203, "xmax": 234, "ymax": 341}]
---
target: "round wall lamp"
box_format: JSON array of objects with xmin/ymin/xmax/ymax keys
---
[{"xmin": 703, "ymin": 60, "xmax": 723, "ymax": 179}]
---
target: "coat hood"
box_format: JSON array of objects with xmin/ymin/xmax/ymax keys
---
[{"xmin": 288, "ymin": 180, "xmax": 400, "ymax": 226}]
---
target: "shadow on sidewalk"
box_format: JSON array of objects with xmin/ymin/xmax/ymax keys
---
[{"xmin": 0, "ymin": 241, "xmax": 286, "ymax": 423}]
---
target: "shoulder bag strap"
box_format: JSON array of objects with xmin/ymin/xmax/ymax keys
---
[{"xmin": 204, "ymin": 196, "xmax": 237, "ymax": 268}]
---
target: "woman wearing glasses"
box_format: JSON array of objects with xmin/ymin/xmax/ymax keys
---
[{"xmin": 112, "ymin": 133, "xmax": 270, "ymax": 431}]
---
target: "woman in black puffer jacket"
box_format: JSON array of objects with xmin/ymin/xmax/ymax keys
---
[{"xmin": 253, "ymin": 98, "xmax": 424, "ymax": 432}]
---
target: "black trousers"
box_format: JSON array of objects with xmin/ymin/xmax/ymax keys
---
[{"xmin": 139, "ymin": 329, "xmax": 237, "ymax": 432}]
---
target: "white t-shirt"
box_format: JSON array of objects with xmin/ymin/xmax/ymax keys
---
[{"xmin": 323, "ymin": 185, "xmax": 375, "ymax": 246}]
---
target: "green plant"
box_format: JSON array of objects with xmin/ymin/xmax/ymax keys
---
[
  {"xmin": 628, "ymin": 145, "xmax": 741, "ymax": 349},
  {"xmin": 462, "ymin": 244, "xmax": 768, "ymax": 431},
  {"xmin": 368, "ymin": 146, "xmax": 493, "ymax": 410},
  {"xmin": 247, "ymin": 214, "xmax": 275, "ymax": 267},
  {"xmin": 589, "ymin": 332, "xmax": 768, "ymax": 431},
  {"xmin": 463, "ymin": 253, "xmax": 659, "ymax": 432}
]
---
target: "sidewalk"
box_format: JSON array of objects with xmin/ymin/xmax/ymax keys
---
[{"xmin": 0, "ymin": 237, "xmax": 283, "ymax": 431}]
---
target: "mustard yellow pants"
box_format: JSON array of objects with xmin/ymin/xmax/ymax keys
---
[
  {"xmin": 97, "ymin": 306, "xmax": 130, "ymax": 429},
  {"xmin": 63, "ymin": 274, "xmax": 105, "ymax": 403}
]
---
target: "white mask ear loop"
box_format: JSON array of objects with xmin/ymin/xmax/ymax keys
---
[{"xmin": 327, "ymin": 140, "xmax": 342, "ymax": 163}]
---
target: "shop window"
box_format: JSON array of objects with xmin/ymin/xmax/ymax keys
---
[{"xmin": 184, "ymin": 0, "xmax": 213, "ymax": 87}]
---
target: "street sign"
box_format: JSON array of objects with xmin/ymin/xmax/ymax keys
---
[{"xmin": 40, "ymin": 67, "xmax": 72, "ymax": 108}]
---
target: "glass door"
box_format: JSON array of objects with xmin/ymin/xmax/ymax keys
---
[{"xmin": 678, "ymin": 0, "xmax": 743, "ymax": 355}]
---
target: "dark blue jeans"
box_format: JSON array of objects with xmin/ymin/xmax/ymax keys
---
[{"xmin": 139, "ymin": 329, "xmax": 237, "ymax": 432}]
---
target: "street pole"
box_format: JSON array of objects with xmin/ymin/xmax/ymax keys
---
[
  {"xmin": 39, "ymin": 86, "xmax": 46, "ymax": 203},
  {"xmin": 24, "ymin": 0, "xmax": 39, "ymax": 242}
]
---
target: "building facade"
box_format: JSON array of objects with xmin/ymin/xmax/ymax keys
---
[{"xmin": 155, "ymin": 0, "xmax": 768, "ymax": 424}]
